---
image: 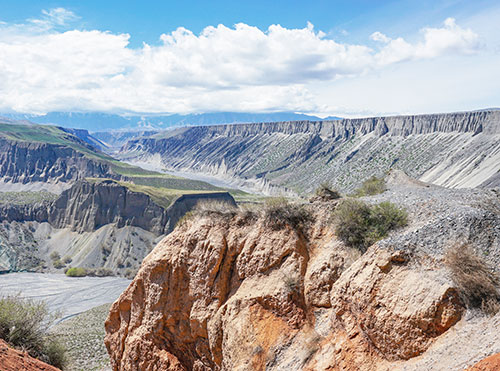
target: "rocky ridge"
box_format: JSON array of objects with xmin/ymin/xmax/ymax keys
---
[
  {"xmin": 119, "ymin": 110, "xmax": 500, "ymax": 194},
  {"xmin": 104, "ymin": 173, "xmax": 500, "ymax": 370}
]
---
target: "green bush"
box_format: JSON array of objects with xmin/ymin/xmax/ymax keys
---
[
  {"xmin": 263, "ymin": 197, "xmax": 314, "ymax": 232},
  {"xmin": 353, "ymin": 176, "xmax": 386, "ymax": 197},
  {"xmin": 445, "ymin": 244, "xmax": 500, "ymax": 315},
  {"xmin": 65, "ymin": 267, "xmax": 87, "ymax": 277},
  {"xmin": 0, "ymin": 296, "xmax": 66, "ymax": 369},
  {"xmin": 332, "ymin": 199, "xmax": 407, "ymax": 252}
]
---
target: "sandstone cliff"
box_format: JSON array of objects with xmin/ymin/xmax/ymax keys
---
[
  {"xmin": 119, "ymin": 110, "xmax": 500, "ymax": 193},
  {"xmin": 105, "ymin": 176, "xmax": 500, "ymax": 370}
]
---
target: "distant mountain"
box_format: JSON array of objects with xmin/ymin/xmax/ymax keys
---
[{"xmin": 3, "ymin": 112, "xmax": 341, "ymax": 131}]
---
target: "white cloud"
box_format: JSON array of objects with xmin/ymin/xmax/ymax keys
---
[
  {"xmin": 372, "ymin": 18, "xmax": 481, "ymax": 65},
  {"xmin": 28, "ymin": 7, "xmax": 79, "ymax": 31},
  {"xmin": 0, "ymin": 9, "xmax": 489, "ymax": 115}
]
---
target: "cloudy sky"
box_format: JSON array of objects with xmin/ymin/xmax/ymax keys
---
[{"xmin": 0, "ymin": 0, "xmax": 499, "ymax": 117}]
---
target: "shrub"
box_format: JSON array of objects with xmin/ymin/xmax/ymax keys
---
[
  {"xmin": 445, "ymin": 244, "xmax": 500, "ymax": 315},
  {"xmin": 65, "ymin": 267, "xmax": 87, "ymax": 277},
  {"xmin": 87, "ymin": 267, "xmax": 114, "ymax": 277},
  {"xmin": 369, "ymin": 202, "xmax": 408, "ymax": 236},
  {"xmin": 53, "ymin": 259, "xmax": 65, "ymax": 269},
  {"xmin": 332, "ymin": 199, "xmax": 407, "ymax": 252},
  {"xmin": 353, "ymin": 176, "xmax": 386, "ymax": 197},
  {"xmin": 62, "ymin": 256, "xmax": 72, "ymax": 264},
  {"xmin": 49, "ymin": 251, "xmax": 60, "ymax": 261},
  {"xmin": 263, "ymin": 197, "xmax": 314, "ymax": 232},
  {"xmin": 194, "ymin": 200, "xmax": 238, "ymax": 218},
  {"xmin": 314, "ymin": 183, "xmax": 341, "ymax": 201},
  {"xmin": 0, "ymin": 296, "xmax": 66, "ymax": 369}
]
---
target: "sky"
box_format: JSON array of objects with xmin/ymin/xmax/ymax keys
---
[{"xmin": 0, "ymin": 0, "xmax": 499, "ymax": 118}]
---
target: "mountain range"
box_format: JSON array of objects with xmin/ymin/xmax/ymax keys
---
[{"xmin": 3, "ymin": 111, "xmax": 341, "ymax": 131}]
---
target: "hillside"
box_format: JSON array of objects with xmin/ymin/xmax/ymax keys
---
[{"xmin": 119, "ymin": 110, "xmax": 500, "ymax": 194}]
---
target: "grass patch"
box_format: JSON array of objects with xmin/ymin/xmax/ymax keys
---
[
  {"xmin": 353, "ymin": 176, "xmax": 386, "ymax": 197},
  {"xmin": 0, "ymin": 296, "xmax": 67, "ymax": 369},
  {"xmin": 445, "ymin": 244, "xmax": 500, "ymax": 315},
  {"xmin": 332, "ymin": 199, "xmax": 407, "ymax": 252}
]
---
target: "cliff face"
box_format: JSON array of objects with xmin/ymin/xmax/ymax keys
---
[
  {"xmin": 0, "ymin": 180, "xmax": 236, "ymax": 235},
  {"xmin": 120, "ymin": 110, "xmax": 500, "ymax": 193},
  {"xmin": 0, "ymin": 138, "xmax": 111, "ymax": 186},
  {"xmin": 48, "ymin": 180, "xmax": 169, "ymax": 234},
  {"xmin": 105, "ymin": 177, "xmax": 500, "ymax": 370}
]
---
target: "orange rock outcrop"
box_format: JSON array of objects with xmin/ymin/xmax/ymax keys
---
[{"xmin": 105, "ymin": 206, "xmax": 465, "ymax": 370}]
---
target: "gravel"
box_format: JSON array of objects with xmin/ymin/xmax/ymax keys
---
[{"xmin": 51, "ymin": 303, "xmax": 113, "ymax": 371}]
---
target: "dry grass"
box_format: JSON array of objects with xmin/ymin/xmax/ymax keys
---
[
  {"xmin": 445, "ymin": 244, "xmax": 500, "ymax": 315},
  {"xmin": 263, "ymin": 197, "xmax": 314, "ymax": 232},
  {"xmin": 314, "ymin": 183, "xmax": 341, "ymax": 201}
]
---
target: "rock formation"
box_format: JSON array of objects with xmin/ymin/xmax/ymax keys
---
[
  {"xmin": 468, "ymin": 353, "xmax": 500, "ymax": 370},
  {"xmin": 105, "ymin": 175, "xmax": 500, "ymax": 370},
  {"xmin": 119, "ymin": 110, "xmax": 500, "ymax": 193}
]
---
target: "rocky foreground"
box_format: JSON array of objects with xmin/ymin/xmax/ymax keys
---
[
  {"xmin": 0, "ymin": 340, "xmax": 59, "ymax": 371},
  {"xmin": 104, "ymin": 173, "xmax": 500, "ymax": 370}
]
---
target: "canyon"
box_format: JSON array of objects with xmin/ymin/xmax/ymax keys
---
[{"xmin": 119, "ymin": 110, "xmax": 500, "ymax": 194}]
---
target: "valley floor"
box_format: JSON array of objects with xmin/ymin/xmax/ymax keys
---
[{"xmin": 0, "ymin": 272, "xmax": 130, "ymax": 322}]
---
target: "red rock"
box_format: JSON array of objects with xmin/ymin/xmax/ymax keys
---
[
  {"xmin": 0, "ymin": 339, "xmax": 60, "ymax": 371},
  {"xmin": 468, "ymin": 352, "xmax": 500, "ymax": 370}
]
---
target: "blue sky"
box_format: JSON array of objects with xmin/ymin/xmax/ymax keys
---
[{"xmin": 0, "ymin": 0, "xmax": 498, "ymax": 117}]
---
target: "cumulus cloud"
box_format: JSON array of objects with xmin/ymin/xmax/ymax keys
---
[
  {"xmin": 372, "ymin": 18, "xmax": 481, "ymax": 65},
  {"xmin": 0, "ymin": 9, "xmax": 484, "ymax": 115}
]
